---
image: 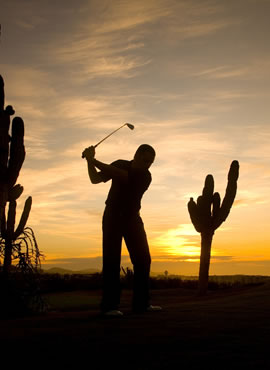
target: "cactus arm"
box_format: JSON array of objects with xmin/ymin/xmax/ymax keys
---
[
  {"xmin": 187, "ymin": 197, "xmax": 201, "ymax": 233},
  {"xmin": 221, "ymin": 160, "xmax": 239, "ymax": 212},
  {"xmin": 0, "ymin": 114, "xmax": 11, "ymax": 191},
  {"xmin": 0, "ymin": 75, "xmax": 4, "ymax": 112},
  {"xmin": 213, "ymin": 160, "xmax": 239, "ymax": 229},
  {"xmin": 7, "ymin": 117, "xmax": 25, "ymax": 187},
  {"xmin": 8, "ymin": 184, "xmax": 24, "ymax": 201},
  {"xmin": 202, "ymin": 174, "xmax": 214, "ymax": 199},
  {"xmin": 0, "ymin": 205, "xmax": 7, "ymax": 238},
  {"xmin": 212, "ymin": 192, "xmax": 221, "ymax": 220},
  {"xmin": 198, "ymin": 175, "xmax": 214, "ymax": 232},
  {"xmin": 228, "ymin": 160, "xmax": 240, "ymax": 182},
  {"xmin": 0, "ymin": 77, "xmax": 13, "ymax": 173},
  {"xmin": 14, "ymin": 196, "xmax": 32, "ymax": 240},
  {"xmin": 7, "ymin": 200, "xmax": 16, "ymax": 239},
  {"xmin": 196, "ymin": 195, "xmax": 203, "ymax": 210}
]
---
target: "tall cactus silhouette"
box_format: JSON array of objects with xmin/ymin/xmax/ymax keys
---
[
  {"xmin": 0, "ymin": 75, "xmax": 34, "ymax": 273},
  {"xmin": 187, "ymin": 160, "xmax": 239, "ymax": 295}
]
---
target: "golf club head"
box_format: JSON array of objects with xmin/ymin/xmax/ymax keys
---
[{"xmin": 125, "ymin": 123, "xmax": 135, "ymax": 130}]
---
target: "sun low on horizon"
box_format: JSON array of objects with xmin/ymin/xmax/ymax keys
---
[{"xmin": 1, "ymin": 0, "xmax": 270, "ymax": 276}]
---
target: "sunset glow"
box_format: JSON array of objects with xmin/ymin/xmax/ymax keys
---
[
  {"xmin": 1, "ymin": 0, "xmax": 270, "ymax": 275},
  {"xmin": 154, "ymin": 224, "xmax": 199, "ymax": 256}
]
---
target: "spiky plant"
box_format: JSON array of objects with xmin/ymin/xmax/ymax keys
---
[
  {"xmin": 0, "ymin": 227, "xmax": 42, "ymax": 269},
  {"xmin": 121, "ymin": 266, "xmax": 134, "ymax": 288},
  {"xmin": 0, "ymin": 228, "xmax": 46, "ymax": 316},
  {"xmin": 187, "ymin": 160, "xmax": 239, "ymax": 295}
]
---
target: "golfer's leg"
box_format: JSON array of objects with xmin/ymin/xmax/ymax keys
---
[
  {"xmin": 124, "ymin": 215, "xmax": 151, "ymax": 312},
  {"xmin": 101, "ymin": 207, "xmax": 122, "ymax": 312}
]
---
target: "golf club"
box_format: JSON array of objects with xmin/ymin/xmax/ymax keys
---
[{"xmin": 82, "ymin": 123, "xmax": 134, "ymax": 158}]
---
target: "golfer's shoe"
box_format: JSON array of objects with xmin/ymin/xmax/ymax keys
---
[
  {"xmin": 133, "ymin": 305, "xmax": 162, "ymax": 313},
  {"xmin": 103, "ymin": 310, "xmax": 124, "ymax": 317},
  {"xmin": 147, "ymin": 305, "xmax": 162, "ymax": 312}
]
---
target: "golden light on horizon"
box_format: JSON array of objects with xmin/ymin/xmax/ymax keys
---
[{"xmin": 153, "ymin": 224, "xmax": 200, "ymax": 259}]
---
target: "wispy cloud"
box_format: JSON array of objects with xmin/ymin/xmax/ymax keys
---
[
  {"xmin": 193, "ymin": 59, "xmax": 270, "ymax": 80},
  {"xmin": 194, "ymin": 65, "xmax": 250, "ymax": 79},
  {"xmin": 86, "ymin": 0, "xmax": 171, "ymax": 34},
  {"xmin": 152, "ymin": 254, "xmax": 233, "ymax": 262},
  {"xmin": 41, "ymin": 0, "xmax": 240, "ymax": 82},
  {"xmin": 1, "ymin": 65, "xmax": 55, "ymax": 101}
]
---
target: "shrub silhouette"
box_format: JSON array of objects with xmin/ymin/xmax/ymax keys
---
[{"xmin": 187, "ymin": 160, "xmax": 239, "ymax": 295}]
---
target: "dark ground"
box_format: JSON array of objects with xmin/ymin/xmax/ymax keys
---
[{"xmin": 1, "ymin": 283, "xmax": 270, "ymax": 369}]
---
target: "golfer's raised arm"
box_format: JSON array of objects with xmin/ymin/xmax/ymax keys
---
[
  {"xmin": 92, "ymin": 159, "xmax": 128, "ymax": 182},
  {"xmin": 83, "ymin": 146, "xmax": 103, "ymax": 184},
  {"xmin": 83, "ymin": 146, "xmax": 128, "ymax": 183},
  {"xmin": 86, "ymin": 159, "xmax": 103, "ymax": 184}
]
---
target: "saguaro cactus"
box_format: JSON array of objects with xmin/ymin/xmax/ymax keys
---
[
  {"xmin": 187, "ymin": 160, "xmax": 239, "ymax": 295},
  {"xmin": 0, "ymin": 75, "xmax": 33, "ymax": 273}
]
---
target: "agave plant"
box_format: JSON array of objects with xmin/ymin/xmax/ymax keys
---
[{"xmin": 0, "ymin": 226, "xmax": 42, "ymax": 269}]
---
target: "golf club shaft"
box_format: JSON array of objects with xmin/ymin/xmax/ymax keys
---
[
  {"xmin": 94, "ymin": 123, "xmax": 127, "ymax": 148},
  {"xmin": 82, "ymin": 123, "xmax": 133, "ymax": 158}
]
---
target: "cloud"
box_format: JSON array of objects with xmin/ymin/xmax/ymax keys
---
[
  {"xmin": 42, "ymin": 255, "xmax": 270, "ymax": 277},
  {"xmin": 1, "ymin": 65, "xmax": 55, "ymax": 101},
  {"xmin": 41, "ymin": 0, "xmax": 240, "ymax": 81},
  {"xmin": 193, "ymin": 59, "xmax": 270, "ymax": 81},
  {"xmin": 51, "ymin": 33, "xmax": 151, "ymax": 80},
  {"xmin": 194, "ymin": 65, "xmax": 250, "ymax": 79},
  {"xmin": 172, "ymin": 20, "xmax": 233, "ymax": 40},
  {"xmin": 18, "ymin": 158, "xmax": 110, "ymax": 236},
  {"xmin": 41, "ymin": 253, "xmax": 235, "ymax": 270},
  {"xmin": 234, "ymin": 197, "xmax": 269, "ymax": 208},
  {"xmin": 55, "ymin": 96, "xmax": 135, "ymax": 129},
  {"xmin": 44, "ymin": 1, "xmax": 157, "ymax": 80},
  {"xmin": 42, "ymin": 256, "xmax": 103, "ymax": 270},
  {"xmin": 1, "ymin": 0, "xmax": 47, "ymax": 29},
  {"xmin": 152, "ymin": 0, "xmax": 241, "ymax": 43},
  {"xmin": 152, "ymin": 254, "xmax": 233, "ymax": 262},
  {"xmin": 24, "ymin": 135, "xmax": 54, "ymax": 161},
  {"xmin": 86, "ymin": 0, "xmax": 171, "ymax": 34}
]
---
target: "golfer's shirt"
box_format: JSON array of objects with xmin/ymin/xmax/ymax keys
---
[{"xmin": 99, "ymin": 159, "xmax": 151, "ymax": 214}]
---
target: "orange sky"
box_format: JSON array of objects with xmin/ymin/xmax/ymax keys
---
[{"xmin": 1, "ymin": 0, "xmax": 270, "ymax": 275}]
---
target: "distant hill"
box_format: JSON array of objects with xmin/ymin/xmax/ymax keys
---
[
  {"xmin": 43, "ymin": 268, "xmax": 165, "ymax": 276},
  {"xmin": 42, "ymin": 267, "xmax": 101, "ymax": 275},
  {"xmin": 42, "ymin": 268, "xmax": 176, "ymax": 277}
]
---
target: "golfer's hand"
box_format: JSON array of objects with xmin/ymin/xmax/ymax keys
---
[{"xmin": 82, "ymin": 146, "xmax": 95, "ymax": 160}]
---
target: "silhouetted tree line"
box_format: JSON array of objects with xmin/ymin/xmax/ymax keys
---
[{"xmin": 29, "ymin": 270, "xmax": 269, "ymax": 294}]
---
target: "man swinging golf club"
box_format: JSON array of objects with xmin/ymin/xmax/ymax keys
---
[{"xmin": 82, "ymin": 125, "xmax": 161, "ymax": 316}]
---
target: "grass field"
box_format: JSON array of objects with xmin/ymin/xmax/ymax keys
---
[{"xmin": 1, "ymin": 275, "xmax": 270, "ymax": 369}]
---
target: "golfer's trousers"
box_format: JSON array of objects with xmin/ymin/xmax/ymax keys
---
[{"xmin": 101, "ymin": 206, "xmax": 151, "ymax": 312}]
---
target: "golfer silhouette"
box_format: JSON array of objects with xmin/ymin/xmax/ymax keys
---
[{"xmin": 83, "ymin": 144, "xmax": 162, "ymax": 316}]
